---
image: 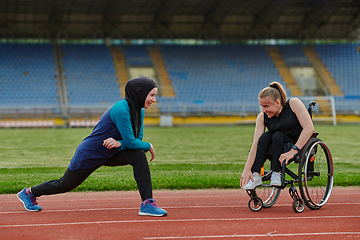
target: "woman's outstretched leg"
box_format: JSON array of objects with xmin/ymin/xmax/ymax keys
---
[{"xmin": 18, "ymin": 165, "xmax": 100, "ymax": 211}]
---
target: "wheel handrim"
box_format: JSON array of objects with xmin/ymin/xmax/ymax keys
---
[{"xmin": 303, "ymin": 141, "xmax": 334, "ymax": 208}]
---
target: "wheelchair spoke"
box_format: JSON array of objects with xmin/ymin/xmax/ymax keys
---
[
  {"xmin": 298, "ymin": 138, "xmax": 334, "ymax": 210},
  {"xmin": 253, "ymin": 159, "xmax": 281, "ymax": 208}
]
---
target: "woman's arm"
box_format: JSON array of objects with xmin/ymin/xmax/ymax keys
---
[
  {"xmin": 240, "ymin": 112, "xmax": 265, "ymax": 188},
  {"xmin": 279, "ymin": 98, "xmax": 315, "ymax": 165},
  {"xmin": 110, "ymin": 102, "xmax": 151, "ymax": 151}
]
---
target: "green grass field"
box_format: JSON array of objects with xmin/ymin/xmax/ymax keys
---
[{"xmin": 1, "ymin": 124, "xmax": 359, "ymax": 194}]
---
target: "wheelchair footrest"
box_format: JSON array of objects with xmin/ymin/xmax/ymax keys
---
[
  {"xmin": 246, "ymin": 189, "xmax": 258, "ymax": 199},
  {"xmin": 289, "ymin": 186, "xmax": 302, "ymax": 201}
]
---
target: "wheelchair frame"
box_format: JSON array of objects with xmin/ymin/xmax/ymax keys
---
[{"xmin": 246, "ymin": 101, "xmax": 334, "ymax": 213}]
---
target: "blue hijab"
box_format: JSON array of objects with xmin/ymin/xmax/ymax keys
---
[{"xmin": 124, "ymin": 76, "xmax": 157, "ymax": 138}]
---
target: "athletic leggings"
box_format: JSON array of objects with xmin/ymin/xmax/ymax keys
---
[
  {"xmin": 252, "ymin": 131, "xmax": 296, "ymax": 173},
  {"xmin": 31, "ymin": 149, "xmax": 152, "ymax": 201}
]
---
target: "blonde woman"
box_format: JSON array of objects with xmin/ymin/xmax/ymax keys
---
[{"xmin": 240, "ymin": 82, "xmax": 314, "ymax": 189}]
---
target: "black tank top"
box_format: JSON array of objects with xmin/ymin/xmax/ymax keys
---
[{"xmin": 264, "ymin": 99, "xmax": 303, "ymax": 140}]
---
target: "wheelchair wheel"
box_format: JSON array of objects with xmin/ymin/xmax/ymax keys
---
[
  {"xmin": 255, "ymin": 186, "xmax": 281, "ymax": 208},
  {"xmin": 248, "ymin": 197, "xmax": 263, "ymax": 212},
  {"xmin": 292, "ymin": 199, "xmax": 305, "ymax": 213},
  {"xmin": 254, "ymin": 160, "xmax": 281, "ymax": 208},
  {"xmin": 298, "ymin": 138, "xmax": 334, "ymax": 210}
]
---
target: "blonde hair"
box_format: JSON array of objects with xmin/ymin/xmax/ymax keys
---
[{"xmin": 258, "ymin": 81, "xmax": 287, "ymax": 105}]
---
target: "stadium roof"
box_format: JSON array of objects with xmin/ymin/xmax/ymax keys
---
[{"xmin": 1, "ymin": 0, "xmax": 360, "ymax": 41}]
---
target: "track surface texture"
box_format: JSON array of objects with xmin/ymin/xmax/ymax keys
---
[{"xmin": 1, "ymin": 187, "xmax": 359, "ymax": 240}]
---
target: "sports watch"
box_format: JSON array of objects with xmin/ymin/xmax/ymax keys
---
[{"xmin": 292, "ymin": 145, "xmax": 300, "ymax": 152}]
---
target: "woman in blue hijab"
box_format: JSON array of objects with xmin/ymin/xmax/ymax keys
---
[{"xmin": 17, "ymin": 76, "xmax": 167, "ymax": 217}]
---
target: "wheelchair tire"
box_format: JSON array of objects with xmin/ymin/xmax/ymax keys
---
[
  {"xmin": 298, "ymin": 138, "xmax": 334, "ymax": 210},
  {"xmin": 248, "ymin": 197, "xmax": 263, "ymax": 212},
  {"xmin": 292, "ymin": 198, "xmax": 305, "ymax": 213},
  {"xmin": 255, "ymin": 186, "xmax": 281, "ymax": 208},
  {"xmin": 254, "ymin": 159, "xmax": 281, "ymax": 208}
]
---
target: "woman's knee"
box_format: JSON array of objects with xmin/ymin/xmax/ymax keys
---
[
  {"xmin": 130, "ymin": 149, "xmax": 146, "ymax": 160},
  {"xmin": 258, "ymin": 131, "xmax": 272, "ymax": 146},
  {"xmin": 129, "ymin": 150, "xmax": 147, "ymax": 165},
  {"xmin": 271, "ymin": 131, "xmax": 286, "ymax": 143}
]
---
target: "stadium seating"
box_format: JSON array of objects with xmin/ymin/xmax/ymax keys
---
[
  {"xmin": 61, "ymin": 44, "xmax": 120, "ymax": 106},
  {"xmin": 0, "ymin": 43, "xmax": 58, "ymax": 107},
  {"xmin": 157, "ymin": 44, "xmax": 288, "ymax": 114},
  {"xmin": 277, "ymin": 44, "xmax": 312, "ymax": 67},
  {"xmin": 314, "ymin": 44, "xmax": 360, "ymax": 113},
  {"xmin": 121, "ymin": 45, "xmax": 153, "ymax": 67},
  {"xmin": 1, "ymin": 42, "xmax": 359, "ymax": 123}
]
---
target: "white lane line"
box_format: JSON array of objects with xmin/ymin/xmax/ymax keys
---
[
  {"xmin": 0, "ymin": 215, "xmax": 359, "ymax": 228},
  {"xmin": 1, "ymin": 190, "xmax": 359, "ymax": 204},
  {"xmin": 143, "ymin": 232, "xmax": 360, "ymax": 239},
  {"xmin": 1, "ymin": 202, "xmax": 359, "ymax": 214}
]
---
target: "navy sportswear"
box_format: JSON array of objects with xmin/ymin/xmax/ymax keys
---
[{"xmin": 68, "ymin": 100, "xmax": 151, "ymax": 170}]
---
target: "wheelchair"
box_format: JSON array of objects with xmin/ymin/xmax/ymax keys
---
[{"xmin": 246, "ymin": 101, "xmax": 334, "ymax": 213}]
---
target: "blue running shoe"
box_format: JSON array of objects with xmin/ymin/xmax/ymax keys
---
[
  {"xmin": 139, "ymin": 199, "xmax": 167, "ymax": 217},
  {"xmin": 17, "ymin": 188, "xmax": 42, "ymax": 212}
]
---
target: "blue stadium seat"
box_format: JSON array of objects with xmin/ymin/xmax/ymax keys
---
[
  {"xmin": 61, "ymin": 44, "xmax": 120, "ymax": 106},
  {"xmin": 157, "ymin": 44, "xmax": 286, "ymax": 114},
  {"xmin": 315, "ymin": 44, "xmax": 360, "ymax": 112},
  {"xmin": 121, "ymin": 45, "xmax": 153, "ymax": 67},
  {"xmin": 0, "ymin": 43, "xmax": 59, "ymax": 109},
  {"xmin": 2, "ymin": 43, "xmax": 358, "ymax": 117},
  {"xmin": 278, "ymin": 44, "xmax": 312, "ymax": 67}
]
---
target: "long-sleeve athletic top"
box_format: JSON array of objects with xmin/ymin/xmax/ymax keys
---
[{"xmin": 68, "ymin": 100, "xmax": 151, "ymax": 170}]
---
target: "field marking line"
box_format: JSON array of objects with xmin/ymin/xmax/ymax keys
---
[
  {"xmin": 143, "ymin": 232, "xmax": 360, "ymax": 239},
  {"xmin": 0, "ymin": 215, "xmax": 359, "ymax": 228},
  {"xmin": 1, "ymin": 202, "xmax": 359, "ymax": 214}
]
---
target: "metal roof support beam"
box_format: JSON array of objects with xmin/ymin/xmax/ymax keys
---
[
  {"xmin": 39, "ymin": 28, "xmax": 52, "ymax": 41},
  {"xmin": 93, "ymin": 28, "xmax": 105, "ymax": 40},
  {"xmin": 110, "ymin": 28, "xmax": 123, "ymax": 41},
  {"xmin": 56, "ymin": 28, "xmax": 69, "ymax": 42}
]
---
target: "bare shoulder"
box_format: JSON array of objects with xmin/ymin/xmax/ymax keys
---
[
  {"xmin": 256, "ymin": 112, "xmax": 264, "ymax": 121},
  {"xmin": 289, "ymin": 98, "xmax": 303, "ymax": 105},
  {"xmin": 289, "ymin": 98, "xmax": 307, "ymax": 114},
  {"xmin": 255, "ymin": 112, "xmax": 264, "ymax": 125}
]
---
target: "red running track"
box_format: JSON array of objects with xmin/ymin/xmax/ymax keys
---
[{"xmin": 1, "ymin": 187, "xmax": 359, "ymax": 240}]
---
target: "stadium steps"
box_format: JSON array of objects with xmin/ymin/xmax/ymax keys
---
[
  {"xmin": 112, "ymin": 46, "xmax": 160, "ymax": 116},
  {"xmin": 266, "ymin": 47, "xmax": 303, "ymax": 96},
  {"xmin": 316, "ymin": 99, "xmax": 333, "ymax": 114},
  {"xmin": 111, "ymin": 47, "xmax": 129, "ymax": 98},
  {"xmin": 303, "ymin": 47, "xmax": 342, "ymax": 114},
  {"xmin": 54, "ymin": 44, "xmax": 69, "ymax": 118},
  {"xmin": 147, "ymin": 46, "xmax": 176, "ymax": 97},
  {"xmin": 303, "ymin": 47, "xmax": 343, "ymax": 96}
]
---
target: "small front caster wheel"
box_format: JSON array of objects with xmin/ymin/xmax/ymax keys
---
[
  {"xmin": 292, "ymin": 198, "xmax": 305, "ymax": 213},
  {"xmin": 248, "ymin": 197, "xmax": 263, "ymax": 212}
]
